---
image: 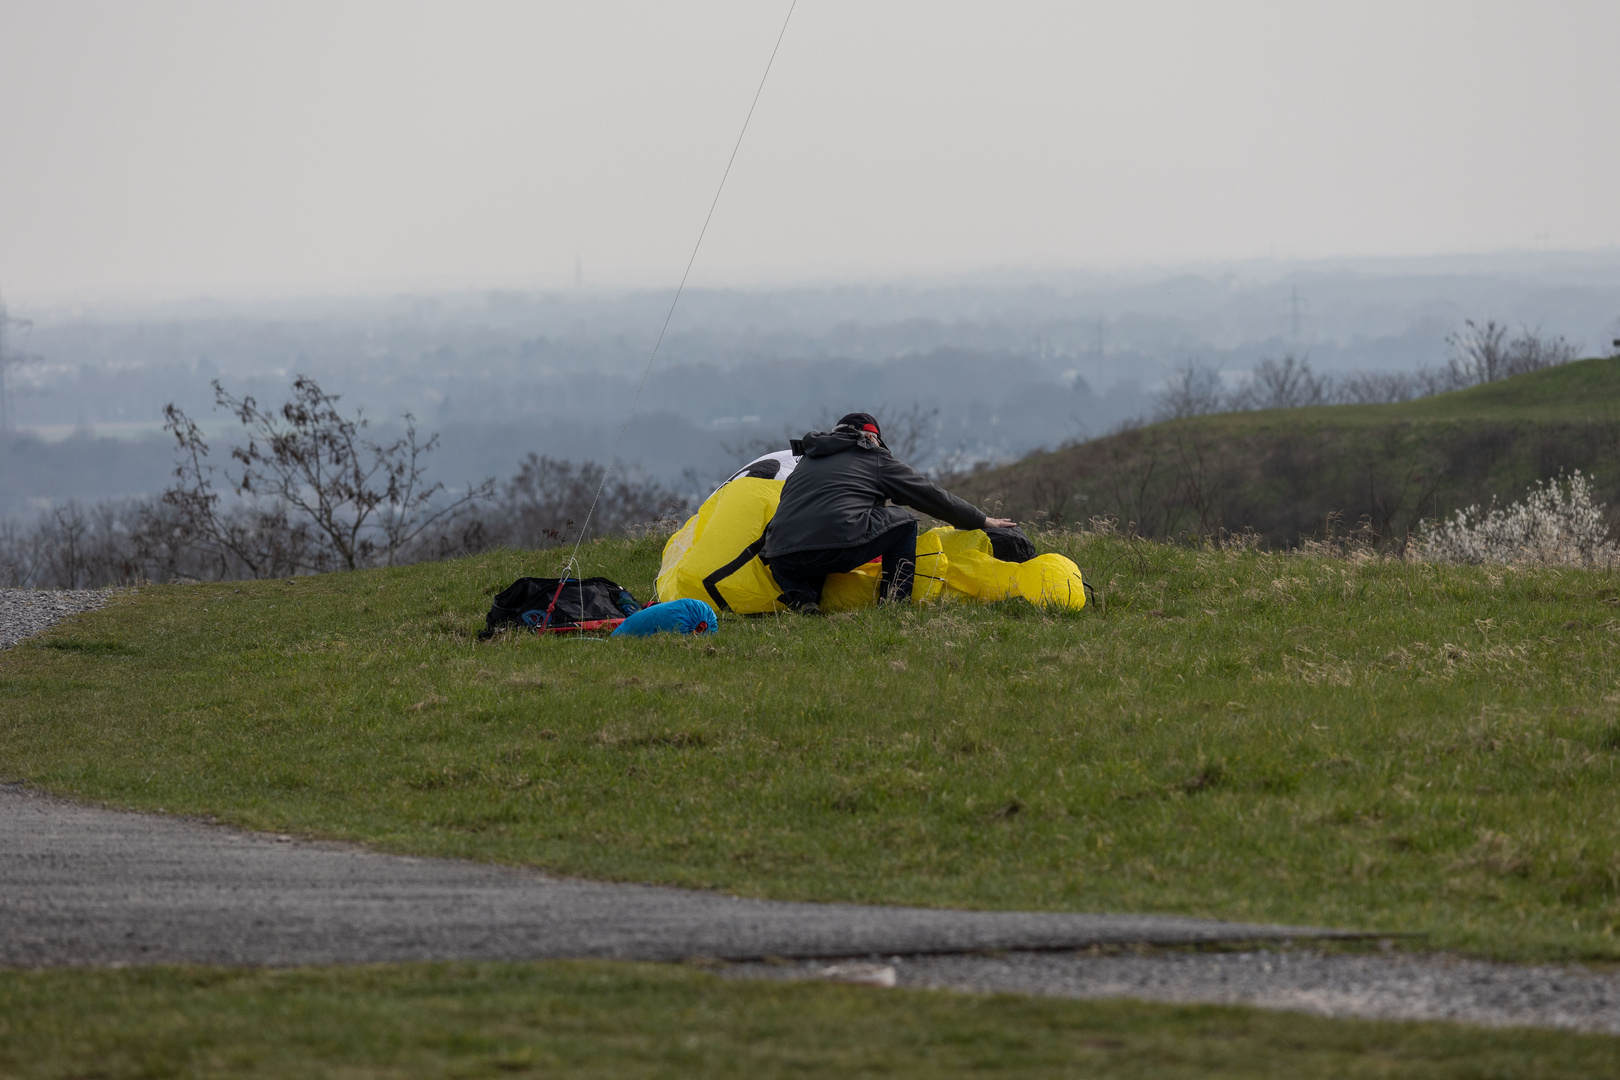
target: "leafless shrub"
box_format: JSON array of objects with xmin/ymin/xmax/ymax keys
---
[
  {"xmin": 154, "ymin": 400, "xmax": 318, "ymax": 578},
  {"xmin": 0, "ymin": 519, "xmax": 31, "ymax": 586},
  {"xmin": 878, "ymin": 402, "xmax": 943, "ymax": 467},
  {"xmin": 1146, "ymin": 321, "xmax": 1581, "ymax": 420},
  {"xmin": 3, "ymin": 376, "xmax": 504, "ymax": 586},
  {"xmin": 2, "ymin": 397, "xmax": 686, "ymax": 586},
  {"xmin": 1334, "ymin": 369, "xmax": 1444, "ymax": 405},
  {"xmin": 489, "ymin": 454, "xmax": 687, "ymax": 549},
  {"xmin": 930, "ymin": 439, "xmax": 983, "ymax": 482},
  {"xmin": 1153, "ymin": 361, "xmax": 1226, "ymax": 421},
  {"xmin": 0, "ymin": 499, "xmax": 153, "ymax": 588},
  {"xmin": 1231, "ymin": 353, "xmax": 1329, "ymax": 411},
  {"xmin": 164, "ymin": 377, "xmax": 495, "ymax": 573},
  {"xmin": 1446, "ymin": 321, "xmax": 1580, "ymax": 388},
  {"xmin": 1414, "ymin": 471, "xmax": 1618, "ymax": 568},
  {"xmin": 1446, "ymin": 320, "xmax": 1513, "ymax": 386}
]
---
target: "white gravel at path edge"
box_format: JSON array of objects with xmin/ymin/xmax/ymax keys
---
[
  {"xmin": 0, "ymin": 588, "xmax": 115, "ymax": 649},
  {"xmin": 725, "ymin": 948, "xmax": 1620, "ymax": 1035}
]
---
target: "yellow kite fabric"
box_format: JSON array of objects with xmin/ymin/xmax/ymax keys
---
[
  {"xmin": 656, "ymin": 475, "xmax": 1084, "ymax": 614},
  {"xmin": 655, "ymin": 477, "xmax": 786, "ymax": 615}
]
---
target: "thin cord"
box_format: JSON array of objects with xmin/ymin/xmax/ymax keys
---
[{"xmin": 560, "ymin": 0, "xmax": 797, "ymax": 587}]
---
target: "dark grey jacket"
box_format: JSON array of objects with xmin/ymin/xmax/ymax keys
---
[{"xmin": 761, "ymin": 430, "xmax": 988, "ymax": 558}]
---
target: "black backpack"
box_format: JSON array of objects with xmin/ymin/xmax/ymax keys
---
[
  {"xmin": 986, "ymin": 525, "xmax": 1037, "ymax": 563},
  {"xmin": 480, "ymin": 576, "xmax": 642, "ymax": 638}
]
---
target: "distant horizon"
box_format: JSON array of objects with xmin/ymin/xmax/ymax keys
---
[
  {"xmin": 11, "ymin": 244, "xmax": 1620, "ymax": 317},
  {"xmin": 5, "ymin": 234, "xmax": 1618, "ymax": 517}
]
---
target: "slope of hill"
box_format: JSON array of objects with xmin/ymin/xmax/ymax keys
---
[
  {"xmin": 958, "ymin": 357, "xmax": 1620, "ymax": 547},
  {"xmin": 6, "ymin": 531, "xmax": 1620, "ymax": 962}
]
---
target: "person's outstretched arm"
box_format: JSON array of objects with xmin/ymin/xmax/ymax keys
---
[{"xmin": 876, "ymin": 454, "xmax": 1012, "ymax": 530}]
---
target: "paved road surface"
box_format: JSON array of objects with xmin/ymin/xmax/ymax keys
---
[
  {"xmin": 0, "ymin": 784, "xmax": 1339, "ymax": 968},
  {"xmin": 8, "ymin": 784, "xmax": 1619, "ymax": 1034}
]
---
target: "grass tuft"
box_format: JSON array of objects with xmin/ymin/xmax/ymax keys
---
[{"xmin": 33, "ymin": 637, "xmax": 137, "ymax": 656}]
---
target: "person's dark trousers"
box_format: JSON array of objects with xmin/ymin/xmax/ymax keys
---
[{"xmin": 766, "ymin": 519, "xmax": 918, "ymax": 609}]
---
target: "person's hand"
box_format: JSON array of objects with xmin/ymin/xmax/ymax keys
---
[{"xmin": 985, "ymin": 517, "xmax": 1016, "ymax": 528}]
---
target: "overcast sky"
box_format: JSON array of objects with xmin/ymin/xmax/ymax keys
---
[{"xmin": 2, "ymin": 1, "xmax": 1618, "ymax": 303}]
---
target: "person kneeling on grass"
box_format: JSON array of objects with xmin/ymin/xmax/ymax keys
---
[{"xmin": 761, "ymin": 411, "xmax": 1014, "ymax": 613}]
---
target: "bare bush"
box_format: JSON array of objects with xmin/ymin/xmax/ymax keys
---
[
  {"xmin": 1446, "ymin": 321, "xmax": 1580, "ymax": 388},
  {"xmin": 1414, "ymin": 471, "xmax": 1618, "ymax": 568},
  {"xmin": 162, "ymin": 377, "xmax": 494, "ymax": 575},
  {"xmin": 1503, "ymin": 326, "xmax": 1580, "ymax": 375},
  {"xmin": 1, "ymin": 370, "xmax": 687, "ymax": 585},
  {"xmin": 489, "ymin": 454, "xmax": 687, "ymax": 549},
  {"xmin": 154, "ymin": 402, "xmax": 317, "ymax": 579},
  {"xmin": 0, "ymin": 499, "xmax": 155, "ymax": 588},
  {"xmin": 878, "ymin": 402, "xmax": 943, "ymax": 467},
  {"xmin": 1231, "ymin": 353, "xmax": 1329, "ymax": 410},
  {"xmin": 1334, "ymin": 369, "xmax": 1442, "ymax": 405},
  {"xmin": 1, "ymin": 449, "xmax": 688, "ymax": 587},
  {"xmin": 1153, "ymin": 361, "xmax": 1226, "ymax": 421},
  {"xmin": 1148, "ymin": 321, "xmax": 1582, "ymax": 420}
]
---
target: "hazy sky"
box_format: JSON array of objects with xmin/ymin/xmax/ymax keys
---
[{"xmin": 3, "ymin": 1, "xmax": 1618, "ymax": 302}]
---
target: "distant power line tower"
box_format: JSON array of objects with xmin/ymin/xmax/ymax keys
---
[{"xmin": 0, "ymin": 288, "xmax": 41, "ymax": 434}]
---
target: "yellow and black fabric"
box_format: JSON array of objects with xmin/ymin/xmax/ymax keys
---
[{"xmin": 656, "ymin": 468, "xmax": 1085, "ymax": 615}]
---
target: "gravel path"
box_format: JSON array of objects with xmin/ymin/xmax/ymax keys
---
[
  {"xmin": 5, "ymin": 786, "xmax": 1618, "ymax": 1034},
  {"xmin": 0, "ymin": 588, "xmax": 116, "ymax": 649},
  {"xmin": 0, "ymin": 784, "xmax": 1342, "ymax": 969},
  {"xmin": 726, "ymin": 949, "xmax": 1620, "ymax": 1035}
]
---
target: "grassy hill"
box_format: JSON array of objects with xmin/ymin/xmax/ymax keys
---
[
  {"xmin": 4, "ymin": 532, "xmax": 1620, "ymax": 963},
  {"xmin": 7, "ymin": 529, "xmax": 1620, "ymax": 1070},
  {"xmin": 958, "ymin": 357, "xmax": 1620, "ymax": 547}
]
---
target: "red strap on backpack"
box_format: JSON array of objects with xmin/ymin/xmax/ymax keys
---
[{"xmin": 539, "ymin": 578, "xmax": 570, "ymax": 630}]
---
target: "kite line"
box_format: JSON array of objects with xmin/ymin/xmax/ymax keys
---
[{"xmin": 559, "ymin": 0, "xmax": 797, "ymax": 589}]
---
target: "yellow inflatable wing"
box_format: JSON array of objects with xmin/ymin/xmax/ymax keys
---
[
  {"xmin": 655, "ymin": 477, "xmax": 786, "ymax": 614},
  {"xmin": 942, "ymin": 546, "xmax": 1088, "ymax": 609},
  {"xmin": 656, "ymin": 473, "xmax": 1084, "ymax": 614},
  {"xmin": 818, "ymin": 527, "xmax": 948, "ymax": 612}
]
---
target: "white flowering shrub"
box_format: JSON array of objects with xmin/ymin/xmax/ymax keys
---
[{"xmin": 1415, "ymin": 471, "xmax": 1619, "ymax": 568}]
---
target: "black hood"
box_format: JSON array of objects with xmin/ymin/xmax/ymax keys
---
[
  {"xmin": 799, "ymin": 430, "xmax": 872, "ymax": 458},
  {"xmin": 763, "ymin": 428, "xmax": 989, "ymax": 559}
]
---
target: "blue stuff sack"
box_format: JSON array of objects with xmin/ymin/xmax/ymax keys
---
[{"xmin": 610, "ymin": 598, "xmax": 719, "ymax": 637}]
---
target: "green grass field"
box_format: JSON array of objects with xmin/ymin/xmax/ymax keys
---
[
  {"xmin": 1290, "ymin": 354, "xmax": 1620, "ymax": 425},
  {"xmin": 1199, "ymin": 352, "xmax": 1620, "ymax": 427},
  {"xmin": 4, "ymin": 530, "xmax": 1619, "ymax": 963},
  {"xmin": 3, "ymin": 961, "xmax": 1618, "ymax": 1079}
]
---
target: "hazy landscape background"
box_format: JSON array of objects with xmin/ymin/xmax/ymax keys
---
[
  {"xmin": 5, "ymin": 249, "xmax": 1619, "ymax": 517},
  {"xmin": 3, "ymin": 2, "xmax": 1618, "ymax": 523}
]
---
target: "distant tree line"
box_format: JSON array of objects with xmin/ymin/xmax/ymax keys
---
[
  {"xmin": 1152, "ymin": 321, "xmax": 1580, "ymax": 422},
  {"xmin": 3, "ymin": 321, "xmax": 1599, "ymax": 584},
  {"xmin": 0, "ymin": 377, "xmax": 687, "ymax": 589}
]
